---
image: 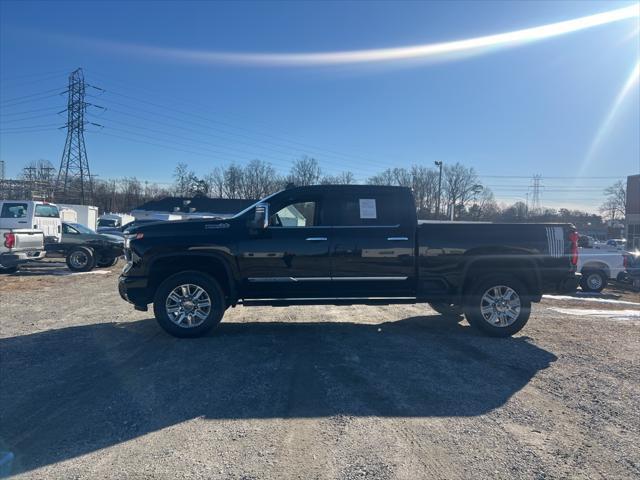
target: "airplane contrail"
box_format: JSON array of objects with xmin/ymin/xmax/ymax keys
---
[{"xmin": 82, "ymin": 4, "xmax": 639, "ymax": 66}]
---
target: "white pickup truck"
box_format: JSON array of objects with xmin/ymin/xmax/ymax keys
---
[
  {"xmin": 577, "ymin": 239, "xmax": 626, "ymax": 292},
  {"xmin": 0, "ymin": 228, "xmax": 46, "ymax": 273}
]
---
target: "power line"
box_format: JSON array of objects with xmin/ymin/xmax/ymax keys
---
[
  {"xmin": 84, "ymin": 72, "xmax": 398, "ymax": 168},
  {"xmin": 0, "ymin": 123, "xmax": 61, "ymax": 131},
  {"xmin": 0, "ymin": 105, "xmax": 64, "ymax": 117},
  {"xmin": 0, "ymin": 87, "xmax": 63, "ymax": 105},
  {"xmin": 94, "ymin": 96, "xmax": 394, "ymax": 175},
  {"xmin": 0, "ymin": 112, "xmax": 62, "ymax": 123}
]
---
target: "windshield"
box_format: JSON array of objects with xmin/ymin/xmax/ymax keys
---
[
  {"xmin": 34, "ymin": 204, "xmax": 59, "ymax": 218},
  {"xmin": 231, "ymin": 190, "xmax": 283, "ymax": 219},
  {"xmin": 68, "ymin": 223, "xmax": 95, "ymax": 234},
  {"xmin": 98, "ymin": 219, "xmax": 118, "ymax": 228}
]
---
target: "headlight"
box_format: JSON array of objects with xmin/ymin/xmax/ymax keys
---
[{"xmin": 124, "ymin": 232, "xmax": 143, "ymax": 249}]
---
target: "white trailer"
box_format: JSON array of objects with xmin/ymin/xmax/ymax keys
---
[{"xmin": 58, "ymin": 204, "xmax": 99, "ymax": 231}]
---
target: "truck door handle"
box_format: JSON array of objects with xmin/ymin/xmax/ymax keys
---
[
  {"xmin": 306, "ymin": 237, "xmax": 327, "ymax": 241},
  {"xmin": 387, "ymin": 237, "xmax": 409, "ymax": 241}
]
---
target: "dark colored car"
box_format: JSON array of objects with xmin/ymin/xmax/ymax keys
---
[
  {"xmin": 46, "ymin": 222, "xmax": 124, "ymax": 272},
  {"xmin": 119, "ymin": 184, "xmax": 581, "ymax": 338}
]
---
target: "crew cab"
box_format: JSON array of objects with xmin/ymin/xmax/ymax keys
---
[{"xmin": 119, "ymin": 185, "xmax": 580, "ymax": 338}]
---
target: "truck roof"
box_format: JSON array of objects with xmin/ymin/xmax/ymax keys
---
[{"xmin": 283, "ymin": 184, "xmax": 412, "ymax": 195}]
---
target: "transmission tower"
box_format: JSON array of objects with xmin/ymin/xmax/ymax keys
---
[
  {"xmin": 55, "ymin": 68, "xmax": 103, "ymax": 204},
  {"xmin": 531, "ymin": 174, "xmax": 542, "ymax": 212}
]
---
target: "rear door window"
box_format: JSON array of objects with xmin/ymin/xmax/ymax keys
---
[
  {"xmin": 34, "ymin": 204, "xmax": 60, "ymax": 218},
  {"xmin": 1, "ymin": 203, "xmax": 28, "ymax": 218},
  {"xmin": 333, "ymin": 194, "xmax": 405, "ymax": 227}
]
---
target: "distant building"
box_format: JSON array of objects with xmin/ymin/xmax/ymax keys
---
[
  {"xmin": 131, "ymin": 197, "xmax": 257, "ymax": 221},
  {"xmin": 627, "ymin": 174, "xmax": 640, "ymax": 250}
]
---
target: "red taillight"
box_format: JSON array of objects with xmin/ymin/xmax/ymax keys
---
[
  {"xmin": 569, "ymin": 231, "xmax": 579, "ymax": 266},
  {"xmin": 623, "ymin": 255, "xmax": 628, "ymax": 269},
  {"xmin": 4, "ymin": 232, "xmax": 16, "ymax": 249}
]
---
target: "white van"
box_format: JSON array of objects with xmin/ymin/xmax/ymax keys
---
[{"xmin": 0, "ymin": 200, "xmax": 62, "ymax": 243}]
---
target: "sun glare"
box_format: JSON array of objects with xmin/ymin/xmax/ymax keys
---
[
  {"xmin": 582, "ymin": 60, "xmax": 640, "ymax": 174},
  {"xmin": 95, "ymin": 4, "xmax": 640, "ymax": 66}
]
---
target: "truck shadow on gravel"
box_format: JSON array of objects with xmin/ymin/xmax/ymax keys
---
[{"xmin": 0, "ymin": 315, "xmax": 556, "ymax": 475}]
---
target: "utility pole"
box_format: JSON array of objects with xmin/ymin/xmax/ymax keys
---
[
  {"xmin": 434, "ymin": 161, "xmax": 443, "ymax": 219},
  {"xmin": 55, "ymin": 68, "xmax": 103, "ymax": 204}
]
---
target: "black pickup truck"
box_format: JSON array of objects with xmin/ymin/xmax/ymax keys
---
[{"xmin": 119, "ymin": 185, "xmax": 580, "ymax": 337}]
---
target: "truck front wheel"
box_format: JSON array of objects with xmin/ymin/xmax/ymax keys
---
[
  {"xmin": 153, "ymin": 271, "xmax": 225, "ymax": 338},
  {"xmin": 464, "ymin": 275, "xmax": 531, "ymax": 337}
]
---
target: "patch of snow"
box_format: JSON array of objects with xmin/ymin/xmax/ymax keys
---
[
  {"xmin": 52, "ymin": 270, "xmax": 112, "ymax": 276},
  {"xmin": 544, "ymin": 295, "xmax": 640, "ymax": 306},
  {"xmin": 548, "ymin": 307, "xmax": 640, "ymax": 320}
]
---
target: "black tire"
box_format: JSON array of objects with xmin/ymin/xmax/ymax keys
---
[
  {"xmin": 66, "ymin": 247, "xmax": 95, "ymax": 272},
  {"xmin": 580, "ymin": 269, "xmax": 607, "ymax": 293},
  {"xmin": 429, "ymin": 302, "xmax": 464, "ymax": 319},
  {"xmin": 153, "ymin": 271, "xmax": 226, "ymax": 338},
  {"xmin": 463, "ymin": 275, "xmax": 531, "ymax": 337},
  {"xmin": 0, "ymin": 265, "xmax": 19, "ymax": 274},
  {"xmin": 96, "ymin": 256, "xmax": 119, "ymax": 268}
]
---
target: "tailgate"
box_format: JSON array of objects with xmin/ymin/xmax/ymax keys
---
[{"xmin": 9, "ymin": 230, "xmax": 45, "ymax": 252}]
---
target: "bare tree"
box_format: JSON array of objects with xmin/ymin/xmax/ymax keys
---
[
  {"xmin": 599, "ymin": 180, "xmax": 626, "ymax": 221},
  {"xmin": 204, "ymin": 167, "xmax": 226, "ymax": 198},
  {"xmin": 321, "ymin": 171, "xmax": 356, "ymax": 185},
  {"xmin": 223, "ymin": 164, "xmax": 244, "ymax": 199},
  {"xmin": 443, "ymin": 163, "xmax": 482, "ymax": 220},
  {"xmin": 241, "ymin": 159, "xmax": 281, "ymax": 199},
  {"xmin": 173, "ymin": 163, "xmax": 201, "ymax": 197},
  {"xmin": 288, "ymin": 156, "xmax": 322, "ymax": 186},
  {"xmin": 410, "ymin": 165, "xmax": 438, "ymax": 218},
  {"xmin": 367, "ymin": 167, "xmax": 411, "ymax": 187}
]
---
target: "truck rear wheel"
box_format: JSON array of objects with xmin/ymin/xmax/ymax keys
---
[
  {"xmin": 580, "ymin": 269, "xmax": 607, "ymax": 293},
  {"xmin": 153, "ymin": 271, "xmax": 225, "ymax": 338},
  {"xmin": 464, "ymin": 275, "xmax": 531, "ymax": 337}
]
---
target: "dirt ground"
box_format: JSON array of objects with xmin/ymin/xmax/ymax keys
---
[{"xmin": 1, "ymin": 260, "xmax": 639, "ymax": 479}]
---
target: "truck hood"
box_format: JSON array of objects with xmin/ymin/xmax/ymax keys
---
[{"xmin": 128, "ymin": 218, "xmax": 231, "ymax": 236}]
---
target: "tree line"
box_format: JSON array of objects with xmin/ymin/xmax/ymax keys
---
[{"xmin": 1, "ymin": 156, "xmax": 626, "ymax": 228}]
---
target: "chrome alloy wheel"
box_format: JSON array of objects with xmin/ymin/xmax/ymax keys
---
[
  {"xmin": 69, "ymin": 251, "xmax": 89, "ymax": 269},
  {"xmin": 165, "ymin": 284, "xmax": 212, "ymax": 328},
  {"xmin": 480, "ymin": 285, "xmax": 521, "ymax": 327},
  {"xmin": 586, "ymin": 273, "xmax": 603, "ymax": 291}
]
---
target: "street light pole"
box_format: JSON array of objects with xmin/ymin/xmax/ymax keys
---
[{"xmin": 434, "ymin": 161, "xmax": 443, "ymax": 219}]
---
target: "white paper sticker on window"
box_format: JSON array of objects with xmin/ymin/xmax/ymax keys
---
[{"xmin": 359, "ymin": 198, "xmax": 377, "ymax": 219}]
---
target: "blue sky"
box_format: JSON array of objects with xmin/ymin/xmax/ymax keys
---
[{"xmin": 1, "ymin": 0, "xmax": 639, "ymax": 211}]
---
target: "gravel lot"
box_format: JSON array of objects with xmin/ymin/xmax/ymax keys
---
[{"xmin": 1, "ymin": 260, "xmax": 639, "ymax": 479}]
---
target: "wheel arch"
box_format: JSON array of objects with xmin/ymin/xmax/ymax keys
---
[
  {"xmin": 148, "ymin": 253, "xmax": 238, "ymax": 305},
  {"xmin": 460, "ymin": 255, "xmax": 542, "ymax": 300},
  {"xmin": 580, "ymin": 261, "xmax": 611, "ymax": 279}
]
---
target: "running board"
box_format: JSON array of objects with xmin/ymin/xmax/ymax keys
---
[{"xmin": 240, "ymin": 297, "xmax": 420, "ymax": 307}]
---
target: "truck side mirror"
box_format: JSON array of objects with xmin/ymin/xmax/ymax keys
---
[{"xmin": 251, "ymin": 203, "xmax": 269, "ymax": 229}]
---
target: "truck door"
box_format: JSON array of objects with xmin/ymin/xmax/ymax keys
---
[
  {"xmin": 326, "ymin": 189, "xmax": 416, "ymax": 297},
  {"xmin": 238, "ymin": 191, "xmax": 332, "ymax": 298}
]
